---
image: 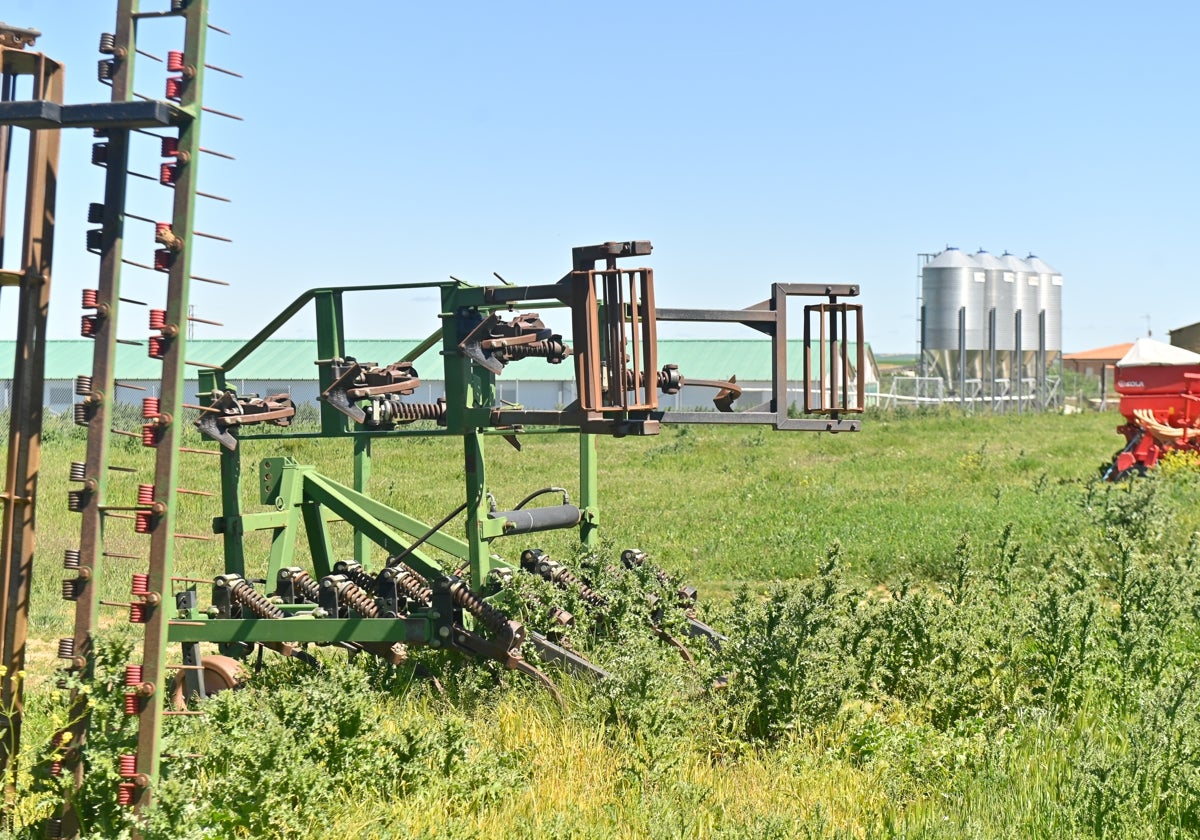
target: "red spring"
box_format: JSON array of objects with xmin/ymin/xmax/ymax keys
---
[
  {"xmin": 123, "ymin": 693, "xmax": 140, "ymax": 715},
  {"xmin": 137, "ymin": 484, "xmax": 155, "ymax": 505},
  {"xmin": 159, "ymin": 163, "xmax": 177, "ymax": 185},
  {"xmin": 130, "ymin": 573, "xmax": 150, "ymax": 596},
  {"xmin": 124, "ymin": 665, "xmax": 143, "ymax": 687},
  {"xmin": 118, "ymin": 754, "xmax": 137, "ymax": 777},
  {"xmin": 161, "ymin": 136, "xmax": 179, "ymax": 157},
  {"xmin": 149, "ymin": 308, "xmax": 167, "ymax": 330},
  {"xmin": 142, "ymin": 397, "xmax": 161, "ymax": 418},
  {"xmin": 134, "ymin": 511, "xmax": 153, "ymax": 534},
  {"xmin": 50, "ymin": 761, "xmax": 63, "ymax": 777},
  {"xmin": 154, "ymin": 221, "xmax": 172, "ymax": 241},
  {"xmin": 153, "ymin": 248, "xmax": 172, "ymax": 271},
  {"xmin": 82, "ymin": 288, "xmax": 99, "ymax": 308},
  {"xmin": 80, "ymin": 315, "xmax": 97, "ymax": 338},
  {"xmin": 141, "ymin": 424, "xmax": 159, "ymax": 447},
  {"xmin": 166, "ymin": 50, "xmax": 185, "ymax": 72},
  {"xmin": 165, "ymin": 76, "xmax": 184, "ymax": 101},
  {"xmin": 117, "ymin": 782, "xmax": 136, "ymax": 806},
  {"xmin": 148, "ymin": 336, "xmax": 166, "ymax": 360},
  {"xmin": 128, "ymin": 603, "xmax": 147, "ymax": 624}
]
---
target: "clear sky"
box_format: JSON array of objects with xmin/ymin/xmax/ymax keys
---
[{"xmin": 3, "ymin": 1, "xmax": 1197, "ymax": 353}]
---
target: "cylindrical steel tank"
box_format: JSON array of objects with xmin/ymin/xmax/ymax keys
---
[
  {"xmin": 922, "ymin": 247, "xmax": 985, "ymax": 350},
  {"xmin": 922, "ymin": 247, "xmax": 986, "ymax": 387},
  {"xmin": 978, "ymin": 250, "xmax": 1014, "ymax": 350},
  {"xmin": 1005, "ymin": 251, "xmax": 1041, "ymax": 353},
  {"xmin": 1027, "ymin": 254, "xmax": 1062, "ymax": 351}
]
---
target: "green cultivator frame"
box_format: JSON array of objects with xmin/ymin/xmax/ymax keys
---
[{"xmin": 0, "ymin": 3, "xmax": 867, "ymax": 837}]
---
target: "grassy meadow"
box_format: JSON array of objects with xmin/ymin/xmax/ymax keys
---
[{"xmin": 7, "ymin": 406, "xmax": 1200, "ymax": 838}]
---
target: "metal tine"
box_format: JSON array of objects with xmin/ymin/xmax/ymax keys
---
[
  {"xmin": 188, "ymin": 315, "xmax": 224, "ymax": 326},
  {"xmin": 207, "ymin": 23, "xmax": 232, "ymax": 35},
  {"xmin": 135, "ymin": 48, "xmax": 162, "ymax": 62},
  {"xmin": 102, "ymin": 552, "xmax": 143, "ymax": 560},
  {"xmin": 119, "ymin": 296, "xmax": 148, "ymax": 306},
  {"xmin": 184, "ymin": 360, "xmax": 225, "ymax": 370},
  {"xmin": 190, "ymin": 274, "xmax": 230, "ymax": 287},
  {"xmin": 115, "ymin": 339, "xmax": 144, "ymax": 347},
  {"xmin": 196, "ymin": 190, "xmax": 232, "ymax": 203},
  {"xmin": 179, "ymin": 447, "xmax": 220, "ymax": 457},
  {"xmin": 204, "ymin": 62, "xmax": 242, "ymax": 78},
  {"xmin": 201, "ymin": 106, "xmax": 243, "ymax": 121},
  {"xmin": 193, "ymin": 230, "xmax": 231, "ymax": 242},
  {"xmin": 107, "ymin": 465, "xmax": 138, "ymax": 473},
  {"xmin": 174, "ymin": 533, "xmax": 212, "ymax": 542},
  {"xmin": 176, "ymin": 488, "xmax": 215, "ymax": 497},
  {"xmin": 111, "ymin": 428, "xmax": 141, "ymax": 439},
  {"xmin": 115, "ymin": 381, "xmax": 148, "ymax": 391}
]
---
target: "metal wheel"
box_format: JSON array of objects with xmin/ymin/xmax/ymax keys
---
[{"xmin": 170, "ymin": 654, "xmax": 245, "ymax": 709}]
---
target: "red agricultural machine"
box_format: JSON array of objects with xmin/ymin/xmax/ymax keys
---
[{"xmin": 1103, "ymin": 338, "xmax": 1200, "ymax": 480}]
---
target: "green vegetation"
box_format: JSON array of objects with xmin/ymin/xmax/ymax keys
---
[{"xmin": 9, "ymin": 407, "xmax": 1200, "ymax": 838}]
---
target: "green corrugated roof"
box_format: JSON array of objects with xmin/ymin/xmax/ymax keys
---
[{"xmin": 0, "ymin": 339, "xmax": 873, "ymax": 382}]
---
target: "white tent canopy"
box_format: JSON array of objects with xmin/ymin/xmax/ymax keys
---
[{"xmin": 1117, "ymin": 338, "xmax": 1200, "ymax": 367}]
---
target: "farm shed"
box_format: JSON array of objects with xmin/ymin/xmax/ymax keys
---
[
  {"xmin": 0, "ymin": 339, "xmax": 879, "ymax": 414},
  {"xmin": 1169, "ymin": 320, "xmax": 1200, "ymax": 354}
]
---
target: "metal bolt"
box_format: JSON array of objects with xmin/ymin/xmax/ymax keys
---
[{"xmin": 438, "ymin": 626, "xmax": 450, "ymax": 638}]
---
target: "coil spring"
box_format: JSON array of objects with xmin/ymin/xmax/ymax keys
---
[
  {"xmin": 128, "ymin": 603, "xmax": 148, "ymax": 623},
  {"xmin": 98, "ymin": 32, "xmax": 115, "ymax": 54},
  {"xmin": 229, "ymin": 579, "xmax": 284, "ymax": 619},
  {"xmin": 130, "ymin": 573, "xmax": 150, "ymax": 595},
  {"xmin": 63, "ymin": 549, "xmax": 81, "ymax": 570},
  {"xmin": 123, "ymin": 664, "xmax": 143, "ymax": 687},
  {"xmin": 167, "ymin": 50, "xmax": 185, "ymax": 72},
  {"xmin": 62, "ymin": 580, "xmax": 81, "ymax": 601},
  {"xmin": 149, "ymin": 308, "xmax": 167, "ymax": 330},
  {"xmin": 67, "ymin": 491, "xmax": 87, "ymax": 513},
  {"xmin": 524, "ymin": 552, "xmax": 607, "ymax": 608},
  {"xmin": 123, "ymin": 693, "xmax": 140, "ymax": 715},
  {"xmin": 117, "ymin": 783, "xmax": 136, "ymax": 806},
  {"xmin": 148, "ymin": 336, "xmax": 167, "ymax": 359},
  {"xmin": 75, "ymin": 374, "xmax": 94, "ymax": 394},
  {"xmin": 81, "ymin": 287, "xmax": 99, "ymax": 308},
  {"xmin": 379, "ymin": 400, "xmax": 447, "ymax": 423},
  {"xmin": 134, "ymin": 512, "xmax": 153, "ymax": 533},
  {"xmin": 448, "ymin": 579, "xmax": 511, "ymax": 638},
  {"xmin": 159, "ymin": 163, "xmax": 176, "ymax": 185},
  {"xmin": 69, "ymin": 461, "xmax": 87, "ymax": 481},
  {"xmin": 137, "ymin": 484, "xmax": 155, "ymax": 505},
  {"xmin": 57, "ymin": 638, "xmax": 75, "ymax": 659},
  {"xmin": 338, "ymin": 582, "xmax": 379, "ymax": 618},
  {"xmin": 91, "ymin": 143, "xmax": 107, "ymax": 167},
  {"xmin": 503, "ymin": 338, "xmax": 570, "ymax": 363},
  {"xmin": 97, "ymin": 59, "xmax": 114, "ymax": 81},
  {"xmin": 73, "ymin": 403, "xmax": 91, "ymax": 426},
  {"xmin": 165, "ymin": 76, "xmax": 184, "ymax": 101},
  {"xmin": 87, "ymin": 202, "xmax": 104, "ymax": 223},
  {"xmin": 388, "ymin": 563, "xmax": 433, "ymax": 606},
  {"xmin": 118, "ymin": 754, "xmax": 137, "ymax": 777},
  {"xmin": 80, "ymin": 315, "xmax": 97, "ymax": 338},
  {"xmin": 153, "ymin": 248, "xmax": 172, "ymax": 271},
  {"xmin": 337, "ymin": 562, "xmax": 377, "ymax": 591},
  {"xmin": 141, "ymin": 424, "xmax": 159, "ymax": 447},
  {"xmin": 142, "ymin": 397, "xmax": 160, "ymax": 418},
  {"xmin": 287, "ymin": 569, "xmax": 322, "ymax": 603},
  {"xmin": 161, "ymin": 136, "xmax": 178, "ymax": 157},
  {"xmin": 85, "ymin": 228, "xmax": 103, "ymax": 253}
]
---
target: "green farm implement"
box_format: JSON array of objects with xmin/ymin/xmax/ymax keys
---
[{"xmin": 0, "ymin": 3, "xmax": 865, "ymax": 836}]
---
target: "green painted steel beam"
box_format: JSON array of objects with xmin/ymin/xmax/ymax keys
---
[{"xmin": 167, "ymin": 616, "xmax": 432, "ymax": 645}]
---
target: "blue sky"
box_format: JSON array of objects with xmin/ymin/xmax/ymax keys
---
[{"xmin": 3, "ymin": 1, "xmax": 1196, "ymax": 353}]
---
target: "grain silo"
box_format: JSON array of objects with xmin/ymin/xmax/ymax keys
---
[
  {"xmin": 1026, "ymin": 254, "xmax": 1062, "ymax": 352},
  {"xmin": 920, "ymin": 247, "xmax": 985, "ymax": 392}
]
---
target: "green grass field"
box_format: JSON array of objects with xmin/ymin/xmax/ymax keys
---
[{"xmin": 8, "ymin": 407, "xmax": 1200, "ymax": 839}]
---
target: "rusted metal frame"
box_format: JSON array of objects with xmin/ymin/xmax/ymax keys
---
[
  {"xmin": 0, "ymin": 46, "xmax": 61, "ymax": 784},
  {"xmin": 136, "ymin": 0, "xmax": 208, "ymax": 815},
  {"xmin": 59, "ymin": 7, "xmax": 139, "ymax": 833},
  {"xmin": 802, "ymin": 301, "xmax": 865, "ymax": 415}
]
